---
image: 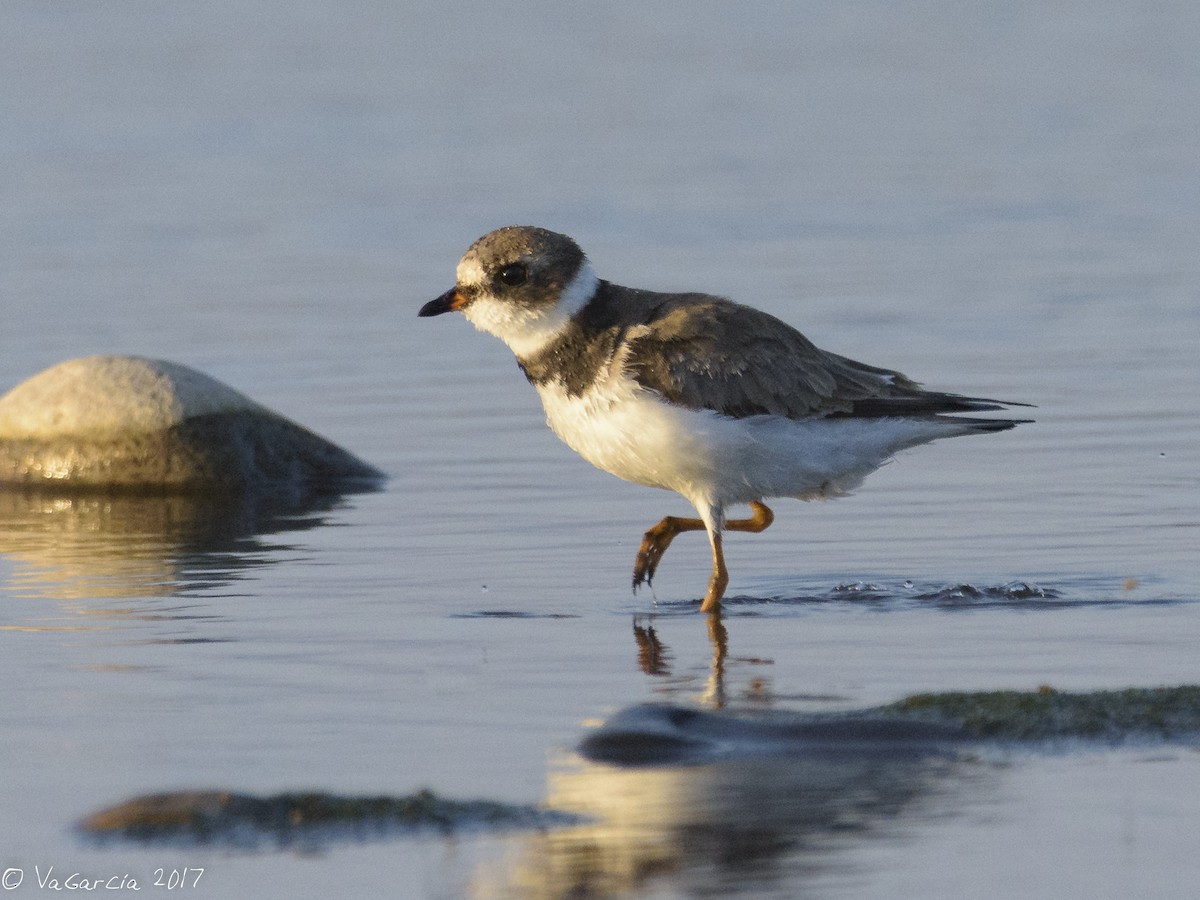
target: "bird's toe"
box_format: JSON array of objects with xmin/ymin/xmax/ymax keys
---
[{"xmin": 632, "ymin": 537, "xmax": 666, "ymax": 591}]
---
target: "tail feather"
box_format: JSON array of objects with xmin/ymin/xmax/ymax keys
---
[
  {"xmin": 939, "ymin": 415, "xmax": 1033, "ymax": 434},
  {"xmin": 842, "ymin": 392, "xmax": 1034, "ymax": 419}
]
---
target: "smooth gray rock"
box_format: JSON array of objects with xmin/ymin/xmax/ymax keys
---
[
  {"xmin": 579, "ymin": 703, "xmax": 968, "ymax": 765},
  {"xmin": 0, "ymin": 356, "xmax": 384, "ymax": 494}
]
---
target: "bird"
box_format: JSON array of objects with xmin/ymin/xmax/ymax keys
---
[{"xmin": 419, "ymin": 226, "xmax": 1029, "ymax": 614}]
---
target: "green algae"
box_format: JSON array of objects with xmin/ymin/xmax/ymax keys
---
[
  {"xmin": 80, "ymin": 788, "xmax": 571, "ymax": 848},
  {"xmin": 883, "ymin": 685, "xmax": 1200, "ymax": 741}
]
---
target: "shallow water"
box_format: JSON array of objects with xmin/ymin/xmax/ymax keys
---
[{"xmin": 3, "ymin": 2, "xmax": 1200, "ymax": 898}]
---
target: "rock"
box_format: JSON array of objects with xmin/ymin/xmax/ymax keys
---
[
  {"xmin": 0, "ymin": 356, "xmax": 384, "ymax": 494},
  {"xmin": 579, "ymin": 703, "xmax": 968, "ymax": 765},
  {"xmin": 580, "ymin": 685, "xmax": 1200, "ymax": 766},
  {"xmin": 79, "ymin": 789, "xmax": 573, "ymax": 849}
]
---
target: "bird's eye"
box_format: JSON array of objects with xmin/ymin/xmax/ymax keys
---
[{"xmin": 497, "ymin": 263, "xmax": 527, "ymax": 286}]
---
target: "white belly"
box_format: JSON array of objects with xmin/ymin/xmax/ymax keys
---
[{"xmin": 535, "ymin": 379, "xmax": 955, "ymax": 510}]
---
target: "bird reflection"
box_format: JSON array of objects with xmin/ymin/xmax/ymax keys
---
[
  {"xmin": 632, "ymin": 620, "xmax": 670, "ymax": 676},
  {"xmin": 705, "ymin": 612, "xmax": 728, "ymax": 708},
  {"xmin": 471, "ymin": 728, "xmax": 972, "ymax": 899},
  {"xmin": 633, "ymin": 610, "xmax": 737, "ymax": 708},
  {"xmin": 474, "ymin": 609, "xmax": 976, "ymax": 898}
]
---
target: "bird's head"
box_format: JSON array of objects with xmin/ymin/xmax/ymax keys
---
[{"xmin": 420, "ymin": 226, "xmax": 598, "ymax": 358}]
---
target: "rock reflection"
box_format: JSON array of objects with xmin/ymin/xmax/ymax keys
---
[{"xmin": 0, "ymin": 487, "xmax": 367, "ymax": 603}]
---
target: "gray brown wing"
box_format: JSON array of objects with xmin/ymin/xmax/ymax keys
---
[{"xmin": 620, "ymin": 292, "xmax": 1016, "ymax": 420}]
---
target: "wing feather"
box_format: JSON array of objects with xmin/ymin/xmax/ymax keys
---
[{"xmin": 617, "ymin": 289, "xmax": 1021, "ymax": 420}]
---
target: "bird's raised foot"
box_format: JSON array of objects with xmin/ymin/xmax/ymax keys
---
[
  {"xmin": 631, "ymin": 522, "xmax": 673, "ymax": 590},
  {"xmin": 632, "ymin": 515, "xmax": 705, "ymax": 592}
]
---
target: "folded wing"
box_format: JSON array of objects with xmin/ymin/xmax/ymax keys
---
[{"xmin": 620, "ymin": 291, "xmax": 1025, "ymax": 421}]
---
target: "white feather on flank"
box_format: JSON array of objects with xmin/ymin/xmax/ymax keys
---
[
  {"xmin": 462, "ymin": 260, "xmax": 598, "ymax": 360},
  {"xmin": 536, "ymin": 372, "xmax": 979, "ymax": 523}
]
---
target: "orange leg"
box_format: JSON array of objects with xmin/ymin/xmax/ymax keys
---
[
  {"xmin": 700, "ymin": 501, "xmax": 775, "ymax": 614},
  {"xmin": 634, "ymin": 501, "xmax": 775, "ymax": 613},
  {"xmin": 725, "ymin": 500, "xmax": 776, "ymax": 536}
]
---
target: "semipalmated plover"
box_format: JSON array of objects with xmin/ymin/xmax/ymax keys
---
[{"xmin": 420, "ymin": 226, "xmax": 1029, "ymax": 614}]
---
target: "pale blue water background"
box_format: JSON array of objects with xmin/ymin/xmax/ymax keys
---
[{"xmin": 2, "ymin": 1, "xmax": 1199, "ymax": 897}]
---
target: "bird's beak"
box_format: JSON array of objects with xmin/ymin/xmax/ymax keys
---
[{"xmin": 419, "ymin": 288, "xmax": 468, "ymax": 317}]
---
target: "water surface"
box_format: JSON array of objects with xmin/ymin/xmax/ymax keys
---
[{"xmin": 2, "ymin": 2, "xmax": 1199, "ymax": 898}]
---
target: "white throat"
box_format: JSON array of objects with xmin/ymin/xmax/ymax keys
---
[{"xmin": 462, "ymin": 260, "xmax": 598, "ymax": 359}]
